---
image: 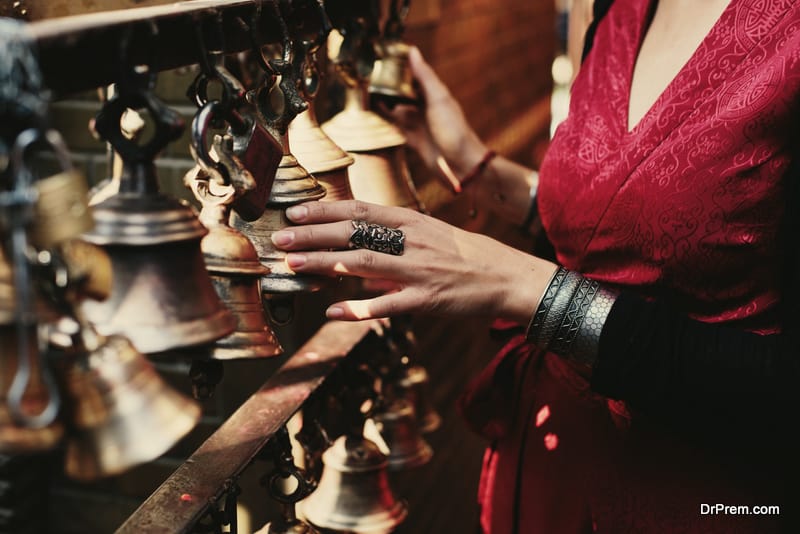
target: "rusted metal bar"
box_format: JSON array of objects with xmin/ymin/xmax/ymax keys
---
[
  {"xmin": 115, "ymin": 319, "xmax": 380, "ymax": 534},
  {"xmin": 24, "ymin": 0, "xmax": 285, "ymax": 96}
]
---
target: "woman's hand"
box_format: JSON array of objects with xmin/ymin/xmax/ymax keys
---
[
  {"xmin": 271, "ymin": 200, "xmax": 558, "ymax": 322},
  {"xmin": 381, "ymin": 47, "xmax": 489, "ymax": 189}
]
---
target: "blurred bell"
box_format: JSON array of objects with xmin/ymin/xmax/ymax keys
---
[
  {"xmin": 289, "ymin": 102, "xmax": 355, "ymax": 202},
  {"xmin": 368, "ymin": 40, "xmax": 418, "ymax": 107},
  {"xmin": 370, "ymin": 399, "xmax": 432, "ymax": 470},
  {"xmin": 0, "ymin": 246, "xmax": 64, "ymax": 453},
  {"xmin": 230, "ymin": 128, "xmax": 327, "ymax": 296},
  {"xmin": 322, "ymin": 87, "xmax": 423, "ymax": 211},
  {"xmin": 191, "ymin": 173, "xmax": 283, "ymax": 360},
  {"xmin": 300, "ymin": 434, "xmax": 407, "ymax": 533},
  {"xmin": 60, "ymin": 331, "xmax": 201, "ymax": 480}
]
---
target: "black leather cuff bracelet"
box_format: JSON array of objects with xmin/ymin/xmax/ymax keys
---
[{"xmin": 525, "ymin": 267, "xmax": 619, "ymax": 366}]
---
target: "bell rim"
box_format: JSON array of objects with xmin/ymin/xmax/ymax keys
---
[{"xmin": 84, "ymin": 305, "xmax": 236, "ymax": 355}]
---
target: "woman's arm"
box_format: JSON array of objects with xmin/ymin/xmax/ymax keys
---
[
  {"xmin": 593, "ymin": 292, "xmax": 799, "ymax": 423},
  {"xmin": 383, "ymin": 48, "xmax": 537, "ymax": 227}
]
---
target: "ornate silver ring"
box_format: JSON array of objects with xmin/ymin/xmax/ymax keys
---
[{"xmin": 348, "ymin": 220, "xmax": 405, "ymax": 256}]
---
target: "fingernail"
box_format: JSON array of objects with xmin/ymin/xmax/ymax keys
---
[
  {"xmin": 326, "ymin": 306, "xmax": 344, "ymax": 319},
  {"xmin": 286, "ymin": 205, "xmax": 308, "ymax": 221},
  {"xmin": 271, "ymin": 230, "xmax": 294, "ymax": 246},
  {"xmin": 286, "ymin": 253, "xmax": 306, "ymax": 269}
]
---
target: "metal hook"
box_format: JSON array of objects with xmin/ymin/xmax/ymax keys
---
[{"xmin": 2, "ymin": 128, "xmax": 65, "ymax": 430}]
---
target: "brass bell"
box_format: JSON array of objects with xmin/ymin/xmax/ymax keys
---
[
  {"xmin": 80, "ymin": 197, "xmax": 236, "ymax": 354},
  {"xmin": 368, "ymin": 40, "xmax": 418, "ymax": 107},
  {"xmin": 60, "ymin": 330, "xmax": 201, "ymax": 480},
  {"xmin": 187, "ymin": 165, "xmax": 283, "ymax": 360},
  {"xmin": 230, "ymin": 128, "xmax": 327, "ymax": 296},
  {"xmin": 322, "ymin": 86, "xmax": 424, "ymax": 211},
  {"xmin": 369, "ymin": 399, "xmax": 432, "ymax": 470},
  {"xmin": 289, "ymin": 101, "xmax": 355, "ymax": 202},
  {"xmin": 82, "ymin": 71, "xmax": 236, "ymax": 355},
  {"xmin": 299, "ymin": 434, "xmax": 408, "ymax": 533}
]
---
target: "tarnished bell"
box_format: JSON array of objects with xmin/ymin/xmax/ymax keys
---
[
  {"xmin": 300, "ymin": 435, "xmax": 407, "ymax": 533},
  {"xmin": 393, "ymin": 364, "xmax": 441, "ymax": 434},
  {"xmin": 371, "ymin": 399, "xmax": 432, "ymax": 470},
  {"xmin": 194, "ymin": 189, "xmax": 283, "ymax": 360},
  {"xmin": 84, "ymin": 66, "xmax": 235, "ymax": 355},
  {"xmin": 81, "ymin": 195, "xmax": 236, "ymax": 354},
  {"xmin": 289, "ymin": 102, "xmax": 355, "ymax": 202},
  {"xmin": 0, "ymin": 247, "xmax": 64, "ymax": 453},
  {"xmin": 368, "ymin": 40, "xmax": 418, "ymax": 106},
  {"xmin": 231, "ymin": 130, "xmax": 327, "ymax": 295},
  {"xmin": 322, "ymin": 87, "xmax": 423, "ymax": 210},
  {"xmin": 61, "ymin": 333, "xmax": 201, "ymax": 480}
]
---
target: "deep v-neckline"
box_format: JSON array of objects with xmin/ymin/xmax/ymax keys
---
[{"xmin": 623, "ymin": 0, "xmax": 734, "ymax": 135}]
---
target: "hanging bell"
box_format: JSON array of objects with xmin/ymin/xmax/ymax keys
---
[
  {"xmin": 299, "ymin": 434, "xmax": 407, "ymax": 533},
  {"xmin": 186, "ymin": 163, "xmax": 283, "ymax": 360},
  {"xmin": 60, "ymin": 330, "xmax": 201, "ymax": 480},
  {"xmin": 369, "ymin": 399, "xmax": 432, "ymax": 470},
  {"xmin": 230, "ymin": 132, "xmax": 325, "ymax": 294},
  {"xmin": 288, "ymin": 101, "xmax": 355, "ymax": 202},
  {"xmin": 322, "ymin": 86, "xmax": 424, "ymax": 211},
  {"xmin": 230, "ymin": 72, "xmax": 327, "ymax": 297},
  {"xmin": 80, "ymin": 198, "xmax": 236, "ymax": 354},
  {"xmin": 81, "ymin": 67, "xmax": 235, "ymax": 355},
  {"xmin": 368, "ymin": 40, "xmax": 418, "ymax": 107}
]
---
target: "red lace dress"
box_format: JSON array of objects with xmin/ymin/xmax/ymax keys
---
[{"xmin": 458, "ymin": 0, "xmax": 800, "ymax": 532}]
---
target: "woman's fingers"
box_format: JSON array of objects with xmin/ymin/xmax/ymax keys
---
[
  {"xmin": 271, "ymin": 220, "xmax": 352, "ymax": 251},
  {"xmin": 284, "ymin": 248, "xmax": 401, "ymax": 280},
  {"xmin": 284, "ymin": 200, "xmax": 410, "ymax": 228},
  {"xmin": 325, "ymin": 291, "xmax": 419, "ymax": 320}
]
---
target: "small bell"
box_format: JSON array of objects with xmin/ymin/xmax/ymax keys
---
[
  {"xmin": 82, "ymin": 66, "xmax": 235, "ymax": 354},
  {"xmin": 322, "ymin": 86, "xmax": 424, "ymax": 211},
  {"xmin": 369, "ymin": 399, "xmax": 432, "ymax": 470},
  {"xmin": 230, "ymin": 130, "xmax": 327, "ymax": 295},
  {"xmin": 60, "ymin": 329, "xmax": 201, "ymax": 480},
  {"xmin": 289, "ymin": 102, "xmax": 355, "ymax": 202},
  {"xmin": 299, "ymin": 434, "xmax": 408, "ymax": 533},
  {"xmin": 185, "ymin": 162, "xmax": 283, "ymax": 360},
  {"xmin": 368, "ymin": 40, "xmax": 418, "ymax": 107},
  {"xmin": 231, "ymin": 37, "xmax": 328, "ymax": 298},
  {"xmin": 368, "ymin": 0, "xmax": 418, "ymax": 108}
]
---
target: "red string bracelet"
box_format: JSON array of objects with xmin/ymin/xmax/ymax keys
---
[{"xmin": 458, "ymin": 149, "xmax": 496, "ymax": 192}]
